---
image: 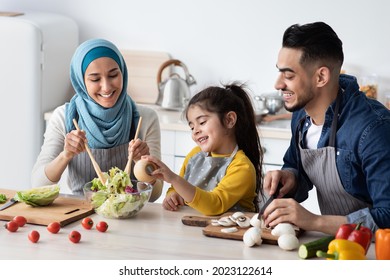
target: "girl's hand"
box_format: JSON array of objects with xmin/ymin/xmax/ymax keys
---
[
  {"xmin": 63, "ymin": 129, "xmax": 86, "ymax": 159},
  {"xmin": 163, "ymin": 192, "xmax": 185, "ymax": 211},
  {"xmin": 128, "ymin": 139, "xmax": 150, "ymax": 161},
  {"xmin": 142, "ymin": 155, "xmax": 178, "ymax": 184}
]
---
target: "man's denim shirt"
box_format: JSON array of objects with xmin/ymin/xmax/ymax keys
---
[{"xmin": 282, "ymin": 74, "xmax": 390, "ymax": 232}]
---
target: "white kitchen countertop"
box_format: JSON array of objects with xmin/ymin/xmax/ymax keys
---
[{"xmin": 0, "ymin": 202, "xmax": 376, "ymax": 260}]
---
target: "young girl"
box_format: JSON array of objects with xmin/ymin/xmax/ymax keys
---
[{"xmin": 144, "ymin": 83, "xmax": 264, "ymax": 215}]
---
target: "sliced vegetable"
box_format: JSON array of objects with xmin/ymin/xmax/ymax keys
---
[
  {"xmin": 316, "ymin": 239, "xmax": 366, "ymax": 260},
  {"xmin": 298, "ymin": 235, "xmax": 334, "ymax": 259},
  {"xmin": 88, "ymin": 167, "xmax": 151, "ymax": 218},
  {"xmin": 14, "ymin": 185, "xmax": 60, "ymax": 207},
  {"xmin": 375, "ymin": 228, "xmax": 390, "ymax": 260}
]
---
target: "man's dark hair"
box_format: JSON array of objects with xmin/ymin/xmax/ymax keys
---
[{"xmin": 282, "ymin": 22, "xmax": 344, "ymax": 68}]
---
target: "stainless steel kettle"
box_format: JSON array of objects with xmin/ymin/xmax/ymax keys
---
[{"xmin": 156, "ymin": 59, "xmax": 196, "ymax": 110}]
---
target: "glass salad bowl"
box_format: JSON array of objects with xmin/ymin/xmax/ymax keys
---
[{"xmin": 83, "ymin": 167, "xmax": 153, "ymax": 219}]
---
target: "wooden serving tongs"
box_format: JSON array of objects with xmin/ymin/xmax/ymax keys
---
[
  {"xmin": 72, "ymin": 119, "xmax": 106, "ymax": 185},
  {"xmin": 124, "ymin": 116, "xmax": 143, "ymax": 177}
]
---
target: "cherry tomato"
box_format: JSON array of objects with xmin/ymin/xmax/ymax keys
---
[
  {"xmin": 96, "ymin": 221, "xmax": 108, "ymax": 232},
  {"xmin": 47, "ymin": 222, "xmax": 61, "ymax": 234},
  {"xmin": 5, "ymin": 221, "xmax": 19, "ymax": 232},
  {"xmin": 13, "ymin": 216, "xmax": 27, "ymax": 227},
  {"xmin": 28, "ymin": 230, "xmax": 40, "ymax": 243},
  {"xmin": 68, "ymin": 230, "xmax": 81, "ymax": 243},
  {"xmin": 81, "ymin": 217, "xmax": 94, "ymax": 230}
]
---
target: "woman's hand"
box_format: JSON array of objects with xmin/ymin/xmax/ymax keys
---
[
  {"xmin": 263, "ymin": 169, "xmax": 297, "ymax": 198},
  {"xmin": 128, "ymin": 139, "xmax": 149, "ymax": 162},
  {"xmin": 162, "ymin": 192, "xmax": 185, "ymax": 211},
  {"xmin": 63, "ymin": 129, "xmax": 87, "ymax": 159}
]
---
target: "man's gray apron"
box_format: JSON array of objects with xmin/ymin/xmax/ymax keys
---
[
  {"xmin": 183, "ymin": 145, "xmax": 246, "ymax": 211},
  {"xmin": 298, "ymin": 93, "xmax": 370, "ymax": 215}
]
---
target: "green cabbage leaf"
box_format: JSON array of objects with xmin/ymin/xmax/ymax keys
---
[{"xmin": 14, "ymin": 185, "xmax": 60, "ymax": 207}]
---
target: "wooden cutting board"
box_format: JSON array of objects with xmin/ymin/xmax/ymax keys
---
[
  {"xmin": 182, "ymin": 212, "xmax": 300, "ymax": 245},
  {"xmin": 0, "ymin": 188, "xmax": 94, "ymax": 227}
]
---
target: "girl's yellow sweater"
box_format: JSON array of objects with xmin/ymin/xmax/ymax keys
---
[{"xmin": 166, "ymin": 146, "xmax": 257, "ymax": 215}]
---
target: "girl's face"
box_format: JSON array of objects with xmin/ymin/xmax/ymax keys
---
[
  {"xmin": 187, "ymin": 105, "xmax": 237, "ymax": 154},
  {"xmin": 84, "ymin": 57, "xmax": 123, "ymax": 108}
]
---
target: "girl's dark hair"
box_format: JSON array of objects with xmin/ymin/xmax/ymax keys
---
[{"xmin": 184, "ymin": 82, "xmax": 264, "ymax": 211}]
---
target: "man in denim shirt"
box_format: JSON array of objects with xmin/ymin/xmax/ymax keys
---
[{"xmin": 263, "ymin": 21, "xmax": 390, "ymax": 235}]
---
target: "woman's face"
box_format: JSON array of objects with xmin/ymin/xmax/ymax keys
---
[{"xmin": 84, "ymin": 57, "xmax": 123, "ymax": 108}]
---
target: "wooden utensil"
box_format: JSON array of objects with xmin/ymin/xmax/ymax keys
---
[
  {"xmin": 124, "ymin": 116, "xmax": 143, "ymax": 175},
  {"xmin": 72, "ymin": 119, "xmax": 105, "ymax": 185}
]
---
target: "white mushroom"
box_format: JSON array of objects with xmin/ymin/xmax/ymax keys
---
[
  {"xmin": 217, "ymin": 216, "xmax": 236, "ymax": 227},
  {"xmin": 249, "ymin": 213, "xmax": 263, "ymax": 228},
  {"xmin": 243, "ymin": 227, "xmax": 263, "ymax": 247},
  {"xmin": 221, "ymin": 227, "xmax": 238, "ymax": 233},
  {"xmin": 229, "ymin": 211, "xmax": 246, "ymax": 222},
  {"xmin": 277, "ymin": 234, "xmax": 299, "ymax": 251},
  {"xmin": 236, "ymin": 216, "xmax": 251, "ymax": 228},
  {"xmin": 271, "ymin": 223, "xmax": 296, "ymax": 237}
]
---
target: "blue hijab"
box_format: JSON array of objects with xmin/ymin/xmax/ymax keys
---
[{"xmin": 65, "ymin": 38, "xmax": 139, "ymax": 149}]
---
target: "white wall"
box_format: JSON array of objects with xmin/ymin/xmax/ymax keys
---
[{"xmin": 2, "ymin": 0, "xmax": 390, "ymax": 102}]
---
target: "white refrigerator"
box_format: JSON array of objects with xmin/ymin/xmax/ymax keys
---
[{"xmin": 0, "ymin": 12, "xmax": 79, "ymax": 190}]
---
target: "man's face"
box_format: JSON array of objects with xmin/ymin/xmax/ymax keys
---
[{"xmin": 274, "ymin": 48, "xmax": 317, "ymax": 112}]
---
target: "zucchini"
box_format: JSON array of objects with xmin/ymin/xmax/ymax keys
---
[{"xmin": 298, "ymin": 235, "xmax": 334, "ymax": 259}]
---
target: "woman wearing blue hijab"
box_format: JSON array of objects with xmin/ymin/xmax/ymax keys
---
[{"xmin": 32, "ymin": 39, "xmax": 162, "ymax": 201}]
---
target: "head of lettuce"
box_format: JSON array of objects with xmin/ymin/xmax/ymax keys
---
[{"xmin": 14, "ymin": 185, "xmax": 60, "ymax": 207}]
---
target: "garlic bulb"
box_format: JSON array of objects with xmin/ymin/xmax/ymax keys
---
[
  {"xmin": 243, "ymin": 227, "xmax": 263, "ymax": 247},
  {"xmin": 277, "ymin": 234, "xmax": 299, "ymax": 250}
]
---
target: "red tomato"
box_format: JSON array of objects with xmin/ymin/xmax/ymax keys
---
[
  {"xmin": 5, "ymin": 221, "xmax": 19, "ymax": 232},
  {"xmin": 96, "ymin": 221, "xmax": 108, "ymax": 232},
  {"xmin": 68, "ymin": 230, "xmax": 81, "ymax": 243},
  {"xmin": 47, "ymin": 222, "xmax": 61, "ymax": 234},
  {"xmin": 28, "ymin": 230, "xmax": 40, "ymax": 243},
  {"xmin": 81, "ymin": 217, "xmax": 94, "ymax": 230},
  {"xmin": 13, "ymin": 216, "xmax": 27, "ymax": 227}
]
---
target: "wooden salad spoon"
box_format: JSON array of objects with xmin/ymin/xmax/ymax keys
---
[{"xmin": 72, "ymin": 119, "xmax": 106, "ymax": 185}]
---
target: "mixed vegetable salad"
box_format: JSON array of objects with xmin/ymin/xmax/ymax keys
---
[{"xmin": 87, "ymin": 167, "xmax": 151, "ymax": 218}]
